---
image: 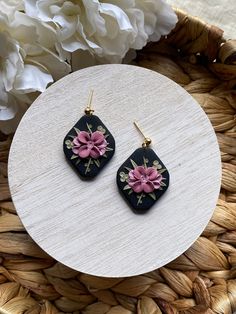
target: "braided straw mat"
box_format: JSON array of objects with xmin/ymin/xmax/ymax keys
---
[{"xmin": 0, "ymin": 9, "xmax": 236, "ymax": 314}]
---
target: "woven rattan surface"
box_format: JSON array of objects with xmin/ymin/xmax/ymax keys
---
[{"xmin": 0, "ymin": 9, "xmax": 236, "ymax": 314}]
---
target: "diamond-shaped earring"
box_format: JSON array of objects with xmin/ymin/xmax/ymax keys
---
[
  {"xmin": 63, "ymin": 90, "xmax": 115, "ymax": 178},
  {"xmin": 117, "ymin": 121, "xmax": 169, "ymax": 212}
]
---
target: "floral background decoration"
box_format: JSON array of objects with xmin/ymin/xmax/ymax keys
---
[{"xmin": 0, "ymin": 0, "xmax": 177, "ymax": 134}]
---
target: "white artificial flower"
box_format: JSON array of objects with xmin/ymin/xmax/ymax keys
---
[
  {"xmin": 1, "ymin": 0, "xmax": 177, "ymax": 133},
  {"xmin": 25, "ymin": 0, "xmax": 177, "ymax": 63},
  {"xmin": 0, "ymin": 4, "xmax": 71, "ymax": 133}
]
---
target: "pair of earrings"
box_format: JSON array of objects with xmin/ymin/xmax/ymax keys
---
[{"xmin": 63, "ymin": 90, "xmax": 169, "ymax": 212}]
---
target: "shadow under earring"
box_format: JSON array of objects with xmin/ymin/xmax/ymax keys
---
[
  {"xmin": 63, "ymin": 90, "xmax": 115, "ymax": 178},
  {"xmin": 117, "ymin": 121, "xmax": 169, "ymax": 212}
]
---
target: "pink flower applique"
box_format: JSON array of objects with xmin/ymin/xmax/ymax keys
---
[
  {"xmin": 72, "ymin": 131, "xmax": 107, "ymax": 159},
  {"xmin": 128, "ymin": 166, "xmax": 163, "ymax": 193}
]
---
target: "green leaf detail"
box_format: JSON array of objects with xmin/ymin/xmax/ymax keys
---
[
  {"xmin": 74, "ymin": 127, "xmax": 80, "ymax": 134},
  {"xmin": 104, "ymin": 134, "xmax": 109, "ymax": 138},
  {"xmin": 130, "ymin": 159, "xmax": 138, "ymax": 169},
  {"xmin": 124, "ymin": 166, "xmax": 132, "ymax": 172},
  {"xmin": 143, "ymin": 157, "xmax": 149, "ymax": 168},
  {"xmin": 85, "ymin": 158, "xmax": 92, "ymax": 174},
  {"xmin": 106, "ymin": 147, "xmax": 113, "ymax": 151},
  {"xmin": 158, "ymin": 169, "xmax": 166, "ymax": 174},
  {"xmin": 149, "ymin": 192, "xmax": 156, "ymax": 200},
  {"xmin": 71, "ymin": 154, "xmax": 78, "ymax": 160},
  {"xmin": 68, "ymin": 135, "xmax": 76, "ymax": 139},
  {"xmin": 123, "ymin": 184, "xmax": 131, "ymax": 190},
  {"xmin": 128, "ymin": 189, "xmax": 133, "ymax": 195},
  {"xmin": 160, "ymin": 181, "xmax": 166, "ymax": 186},
  {"xmin": 137, "ymin": 198, "xmax": 142, "ymax": 205},
  {"xmin": 75, "ymin": 159, "xmax": 81, "ymax": 165},
  {"xmin": 86, "ymin": 123, "xmax": 93, "ymax": 133},
  {"xmin": 94, "ymin": 159, "xmax": 100, "ymax": 168},
  {"xmin": 137, "ymin": 193, "xmax": 145, "ymax": 205},
  {"xmin": 103, "ymin": 153, "xmax": 107, "ymax": 158}
]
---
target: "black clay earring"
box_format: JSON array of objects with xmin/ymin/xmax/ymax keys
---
[
  {"xmin": 63, "ymin": 90, "xmax": 115, "ymax": 178},
  {"xmin": 117, "ymin": 121, "xmax": 169, "ymax": 212}
]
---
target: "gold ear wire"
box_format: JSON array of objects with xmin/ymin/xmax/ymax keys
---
[
  {"xmin": 84, "ymin": 89, "xmax": 95, "ymax": 115},
  {"xmin": 133, "ymin": 121, "xmax": 152, "ymax": 148}
]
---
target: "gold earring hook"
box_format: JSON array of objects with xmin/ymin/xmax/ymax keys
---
[
  {"xmin": 133, "ymin": 121, "xmax": 152, "ymax": 148},
  {"xmin": 84, "ymin": 89, "xmax": 95, "ymax": 115}
]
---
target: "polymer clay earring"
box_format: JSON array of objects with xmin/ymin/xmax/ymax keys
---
[
  {"xmin": 117, "ymin": 121, "xmax": 169, "ymax": 212},
  {"xmin": 63, "ymin": 90, "xmax": 115, "ymax": 178}
]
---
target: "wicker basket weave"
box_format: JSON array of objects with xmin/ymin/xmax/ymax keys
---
[{"xmin": 0, "ymin": 9, "xmax": 236, "ymax": 314}]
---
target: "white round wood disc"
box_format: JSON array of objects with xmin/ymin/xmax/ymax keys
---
[{"xmin": 8, "ymin": 64, "xmax": 221, "ymax": 277}]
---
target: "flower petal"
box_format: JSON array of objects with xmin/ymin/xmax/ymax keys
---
[
  {"xmin": 72, "ymin": 147, "xmax": 80, "ymax": 155},
  {"xmin": 146, "ymin": 167, "xmax": 158, "ymax": 180},
  {"xmin": 73, "ymin": 137, "xmax": 81, "ymax": 147},
  {"xmin": 134, "ymin": 166, "xmax": 146, "ymax": 178},
  {"xmin": 91, "ymin": 131, "xmax": 105, "ymax": 144},
  {"xmin": 78, "ymin": 145, "xmax": 90, "ymax": 158},
  {"xmin": 90, "ymin": 146, "xmax": 100, "ymax": 158},
  {"xmin": 128, "ymin": 170, "xmax": 136, "ymax": 181},
  {"xmin": 13, "ymin": 64, "xmax": 53, "ymax": 93},
  {"xmin": 130, "ymin": 181, "xmax": 143, "ymax": 193},
  {"xmin": 78, "ymin": 131, "xmax": 90, "ymax": 144},
  {"xmin": 153, "ymin": 180, "xmax": 161, "ymax": 189},
  {"xmin": 98, "ymin": 141, "xmax": 108, "ymax": 149},
  {"xmin": 100, "ymin": 147, "xmax": 107, "ymax": 155},
  {"xmin": 30, "ymin": 48, "xmax": 71, "ymax": 81},
  {"xmin": 143, "ymin": 182, "xmax": 154, "ymax": 193}
]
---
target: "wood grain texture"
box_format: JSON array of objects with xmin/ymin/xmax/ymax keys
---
[{"xmin": 8, "ymin": 64, "xmax": 221, "ymax": 277}]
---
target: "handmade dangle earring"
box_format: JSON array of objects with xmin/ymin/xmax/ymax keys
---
[
  {"xmin": 63, "ymin": 90, "xmax": 115, "ymax": 178},
  {"xmin": 117, "ymin": 121, "xmax": 169, "ymax": 212}
]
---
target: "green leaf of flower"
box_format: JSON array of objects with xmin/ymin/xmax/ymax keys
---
[
  {"xmin": 158, "ymin": 169, "xmax": 166, "ymax": 174},
  {"xmin": 130, "ymin": 159, "xmax": 138, "ymax": 169},
  {"xmin": 149, "ymin": 192, "xmax": 156, "ymax": 200},
  {"xmin": 75, "ymin": 159, "xmax": 81, "ymax": 165},
  {"xmin": 123, "ymin": 184, "xmax": 131, "ymax": 190},
  {"xmin": 74, "ymin": 127, "xmax": 80, "ymax": 134},
  {"xmin": 94, "ymin": 159, "xmax": 100, "ymax": 167},
  {"xmin": 137, "ymin": 193, "xmax": 145, "ymax": 205},
  {"xmin": 86, "ymin": 123, "xmax": 93, "ymax": 133},
  {"xmin": 125, "ymin": 166, "xmax": 132, "ymax": 172},
  {"xmin": 68, "ymin": 135, "xmax": 76, "ymax": 139},
  {"xmin": 143, "ymin": 157, "xmax": 148, "ymax": 168},
  {"xmin": 71, "ymin": 154, "xmax": 78, "ymax": 160}
]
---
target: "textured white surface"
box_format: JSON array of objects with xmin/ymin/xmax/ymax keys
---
[
  {"xmin": 167, "ymin": 0, "xmax": 236, "ymax": 38},
  {"xmin": 8, "ymin": 64, "xmax": 221, "ymax": 277}
]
